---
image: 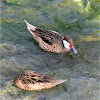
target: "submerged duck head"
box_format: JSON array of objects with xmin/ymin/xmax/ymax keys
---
[
  {"xmin": 14, "ymin": 70, "xmax": 67, "ymax": 91},
  {"xmin": 63, "ymin": 36, "xmax": 77, "ymax": 54},
  {"xmin": 24, "ymin": 20, "xmax": 77, "ymax": 54}
]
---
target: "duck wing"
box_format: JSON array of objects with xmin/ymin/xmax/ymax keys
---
[
  {"xmin": 31, "ymin": 28, "xmax": 64, "ymax": 45},
  {"xmin": 14, "ymin": 70, "xmax": 67, "ymax": 91},
  {"xmin": 21, "ymin": 70, "xmax": 52, "ymax": 84}
]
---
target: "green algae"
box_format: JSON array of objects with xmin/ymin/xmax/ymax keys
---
[
  {"xmin": 0, "ymin": 0, "xmax": 100, "ymax": 100},
  {"xmin": 27, "ymin": 94, "xmax": 37, "ymax": 99},
  {"xmin": 6, "ymin": 0, "xmax": 23, "ymax": 5},
  {"xmin": 78, "ymin": 36, "xmax": 100, "ymax": 42}
]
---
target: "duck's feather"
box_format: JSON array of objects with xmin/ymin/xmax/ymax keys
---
[
  {"xmin": 32, "ymin": 28, "xmax": 64, "ymax": 45},
  {"xmin": 15, "ymin": 70, "xmax": 53, "ymax": 85},
  {"xmin": 14, "ymin": 70, "xmax": 67, "ymax": 91}
]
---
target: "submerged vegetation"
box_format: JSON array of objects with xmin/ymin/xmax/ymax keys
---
[{"xmin": 0, "ymin": 0, "xmax": 100, "ymax": 100}]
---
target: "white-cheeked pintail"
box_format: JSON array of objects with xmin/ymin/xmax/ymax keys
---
[
  {"xmin": 14, "ymin": 70, "xmax": 67, "ymax": 91},
  {"xmin": 24, "ymin": 20, "xmax": 77, "ymax": 54}
]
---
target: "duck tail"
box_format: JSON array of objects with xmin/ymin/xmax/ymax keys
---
[
  {"xmin": 53, "ymin": 80, "xmax": 67, "ymax": 86},
  {"xmin": 24, "ymin": 20, "xmax": 36, "ymax": 31}
]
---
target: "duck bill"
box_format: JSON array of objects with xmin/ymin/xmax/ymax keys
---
[{"xmin": 72, "ymin": 46, "xmax": 77, "ymax": 54}]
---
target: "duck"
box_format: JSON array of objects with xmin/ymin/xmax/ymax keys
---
[
  {"xmin": 24, "ymin": 20, "xmax": 77, "ymax": 54},
  {"xmin": 14, "ymin": 70, "xmax": 67, "ymax": 91}
]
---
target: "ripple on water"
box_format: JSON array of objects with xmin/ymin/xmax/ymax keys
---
[{"xmin": 0, "ymin": 0, "xmax": 100, "ymax": 100}]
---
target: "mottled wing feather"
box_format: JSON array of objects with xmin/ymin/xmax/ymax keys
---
[
  {"xmin": 40, "ymin": 36, "xmax": 53, "ymax": 45},
  {"xmin": 17, "ymin": 71, "xmax": 52, "ymax": 85},
  {"xmin": 35, "ymin": 28, "xmax": 63, "ymax": 45}
]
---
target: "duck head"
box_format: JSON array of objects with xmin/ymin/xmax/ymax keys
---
[{"xmin": 63, "ymin": 36, "xmax": 77, "ymax": 54}]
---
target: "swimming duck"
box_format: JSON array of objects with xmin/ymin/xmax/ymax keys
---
[
  {"xmin": 14, "ymin": 70, "xmax": 66, "ymax": 91},
  {"xmin": 24, "ymin": 20, "xmax": 77, "ymax": 54}
]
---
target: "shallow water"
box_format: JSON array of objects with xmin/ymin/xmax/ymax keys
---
[{"xmin": 0, "ymin": 0, "xmax": 100, "ymax": 100}]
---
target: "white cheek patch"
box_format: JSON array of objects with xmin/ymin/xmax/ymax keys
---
[{"xmin": 63, "ymin": 40, "xmax": 70, "ymax": 49}]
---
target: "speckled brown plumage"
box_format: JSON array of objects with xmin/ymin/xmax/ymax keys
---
[
  {"xmin": 24, "ymin": 20, "xmax": 77, "ymax": 54},
  {"xmin": 14, "ymin": 70, "xmax": 66, "ymax": 91}
]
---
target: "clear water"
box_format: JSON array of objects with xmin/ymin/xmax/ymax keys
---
[{"xmin": 0, "ymin": 0, "xmax": 100, "ymax": 100}]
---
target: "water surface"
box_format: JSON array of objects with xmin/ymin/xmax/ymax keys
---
[{"xmin": 0, "ymin": 0, "xmax": 100, "ymax": 100}]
